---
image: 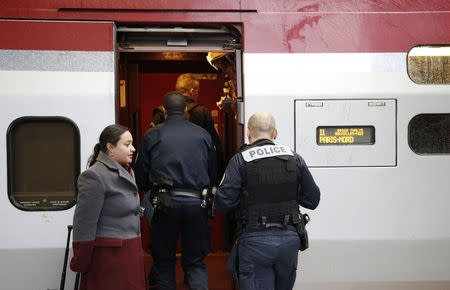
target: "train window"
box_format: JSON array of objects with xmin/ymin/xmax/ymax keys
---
[
  {"xmin": 7, "ymin": 117, "xmax": 80, "ymax": 211},
  {"xmin": 408, "ymin": 114, "xmax": 450, "ymax": 154},
  {"xmin": 407, "ymin": 45, "xmax": 450, "ymax": 84}
]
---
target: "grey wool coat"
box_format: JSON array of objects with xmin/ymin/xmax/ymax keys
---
[
  {"xmin": 72, "ymin": 151, "xmax": 141, "ymax": 242},
  {"xmin": 70, "ymin": 151, "xmax": 146, "ymax": 290}
]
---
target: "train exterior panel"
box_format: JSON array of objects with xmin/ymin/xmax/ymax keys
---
[
  {"xmin": 244, "ymin": 52, "xmax": 450, "ymax": 288},
  {"xmin": 0, "ymin": 20, "xmax": 116, "ymax": 289},
  {"xmin": 1, "ymin": 1, "xmax": 449, "ymax": 289}
]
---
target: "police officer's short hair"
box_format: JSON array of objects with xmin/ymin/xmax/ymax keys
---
[
  {"xmin": 248, "ymin": 112, "xmax": 276, "ymax": 136},
  {"xmin": 163, "ymin": 91, "xmax": 186, "ymax": 115}
]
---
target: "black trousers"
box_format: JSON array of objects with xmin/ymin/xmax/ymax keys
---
[{"xmin": 151, "ymin": 198, "xmax": 210, "ymax": 290}]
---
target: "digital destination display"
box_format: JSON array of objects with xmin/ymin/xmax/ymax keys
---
[{"xmin": 317, "ymin": 126, "xmax": 375, "ymax": 145}]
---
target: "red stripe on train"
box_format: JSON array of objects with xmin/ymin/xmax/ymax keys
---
[
  {"xmin": 0, "ymin": 12, "xmax": 449, "ymax": 53},
  {"xmin": 243, "ymin": 12, "xmax": 450, "ymax": 53},
  {"xmin": 1, "ymin": 0, "xmax": 450, "ymax": 12},
  {"xmin": 0, "ymin": 21, "xmax": 114, "ymax": 51}
]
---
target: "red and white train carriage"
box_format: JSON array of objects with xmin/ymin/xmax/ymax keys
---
[{"xmin": 0, "ymin": 1, "xmax": 449, "ymax": 289}]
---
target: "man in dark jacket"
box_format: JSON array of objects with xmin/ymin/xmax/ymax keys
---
[
  {"xmin": 135, "ymin": 91, "xmax": 217, "ymax": 290},
  {"xmin": 214, "ymin": 112, "xmax": 320, "ymax": 290},
  {"xmin": 151, "ymin": 73, "xmax": 223, "ymax": 182}
]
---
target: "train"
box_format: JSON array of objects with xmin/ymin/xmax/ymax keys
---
[{"xmin": 1, "ymin": 1, "xmax": 449, "ymax": 289}]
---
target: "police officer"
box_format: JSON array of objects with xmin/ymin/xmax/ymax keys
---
[
  {"xmin": 214, "ymin": 112, "xmax": 320, "ymax": 290},
  {"xmin": 151, "ymin": 73, "xmax": 224, "ymax": 181},
  {"xmin": 135, "ymin": 91, "xmax": 217, "ymax": 290}
]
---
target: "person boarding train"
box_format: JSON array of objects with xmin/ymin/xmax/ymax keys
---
[
  {"xmin": 135, "ymin": 91, "xmax": 218, "ymax": 290},
  {"xmin": 215, "ymin": 112, "xmax": 320, "ymax": 290}
]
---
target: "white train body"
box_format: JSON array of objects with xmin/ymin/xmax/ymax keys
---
[{"xmin": 0, "ymin": 1, "xmax": 449, "ymax": 289}]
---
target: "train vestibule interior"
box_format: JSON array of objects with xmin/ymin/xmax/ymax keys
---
[
  {"xmin": 116, "ymin": 25, "xmax": 242, "ymax": 286},
  {"xmin": 118, "ymin": 51, "xmax": 241, "ymax": 162}
]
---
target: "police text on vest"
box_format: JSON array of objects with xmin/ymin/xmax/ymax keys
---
[{"xmin": 242, "ymin": 145, "xmax": 293, "ymax": 162}]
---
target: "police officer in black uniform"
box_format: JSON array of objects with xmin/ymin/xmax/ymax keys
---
[
  {"xmin": 135, "ymin": 91, "xmax": 217, "ymax": 290},
  {"xmin": 150, "ymin": 73, "xmax": 223, "ymax": 180},
  {"xmin": 215, "ymin": 112, "xmax": 320, "ymax": 290}
]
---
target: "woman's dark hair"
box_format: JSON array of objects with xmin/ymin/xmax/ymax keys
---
[{"xmin": 88, "ymin": 124, "xmax": 129, "ymax": 167}]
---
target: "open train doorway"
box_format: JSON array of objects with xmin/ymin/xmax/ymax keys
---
[{"xmin": 116, "ymin": 24, "xmax": 243, "ymax": 288}]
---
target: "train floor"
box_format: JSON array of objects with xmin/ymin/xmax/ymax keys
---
[{"xmin": 143, "ymin": 251, "xmax": 233, "ymax": 289}]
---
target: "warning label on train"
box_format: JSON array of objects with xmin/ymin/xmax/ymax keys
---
[
  {"xmin": 316, "ymin": 126, "xmax": 375, "ymax": 145},
  {"xmin": 15, "ymin": 192, "xmax": 75, "ymax": 209}
]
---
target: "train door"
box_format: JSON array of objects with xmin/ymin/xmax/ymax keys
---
[{"xmin": 116, "ymin": 25, "xmax": 243, "ymax": 288}]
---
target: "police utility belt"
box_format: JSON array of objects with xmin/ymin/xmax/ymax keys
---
[
  {"xmin": 172, "ymin": 188, "xmax": 216, "ymax": 216},
  {"xmin": 150, "ymin": 179, "xmax": 216, "ymax": 220},
  {"xmin": 171, "ymin": 189, "xmax": 203, "ymax": 198}
]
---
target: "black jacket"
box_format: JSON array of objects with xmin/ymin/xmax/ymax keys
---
[
  {"xmin": 135, "ymin": 114, "xmax": 218, "ymax": 192},
  {"xmin": 151, "ymin": 97, "xmax": 223, "ymax": 183}
]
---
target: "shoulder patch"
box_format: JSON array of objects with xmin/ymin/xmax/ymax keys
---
[{"xmin": 241, "ymin": 145, "xmax": 293, "ymax": 162}]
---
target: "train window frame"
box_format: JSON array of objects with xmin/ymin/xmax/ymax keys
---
[
  {"xmin": 408, "ymin": 113, "xmax": 450, "ymax": 155},
  {"xmin": 7, "ymin": 116, "xmax": 80, "ymax": 211},
  {"xmin": 407, "ymin": 44, "xmax": 450, "ymax": 84}
]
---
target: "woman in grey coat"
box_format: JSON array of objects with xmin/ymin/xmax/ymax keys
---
[{"xmin": 70, "ymin": 124, "xmax": 146, "ymax": 290}]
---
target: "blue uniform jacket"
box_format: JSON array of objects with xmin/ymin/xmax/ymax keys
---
[
  {"xmin": 215, "ymin": 139, "xmax": 320, "ymax": 213},
  {"xmin": 135, "ymin": 114, "xmax": 217, "ymax": 193}
]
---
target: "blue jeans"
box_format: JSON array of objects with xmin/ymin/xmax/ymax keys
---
[
  {"xmin": 237, "ymin": 227, "xmax": 300, "ymax": 290},
  {"xmin": 151, "ymin": 197, "xmax": 210, "ymax": 290}
]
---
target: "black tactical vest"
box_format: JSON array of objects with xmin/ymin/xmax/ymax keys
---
[{"xmin": 240, "ymin": 142, "xmax": 299, "ymax": 228}]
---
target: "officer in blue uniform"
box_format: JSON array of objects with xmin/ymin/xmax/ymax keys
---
[
  {"xmin": 215, "ymin": 112, "xmax": 320, "ymax": 290},
  {"xmin": 150, "ymin": 73, "xmax": 224, "ymax": 182},
  {"xmin": 135, "ymin": 91, "xmax": 217, "ymax": 290}
]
